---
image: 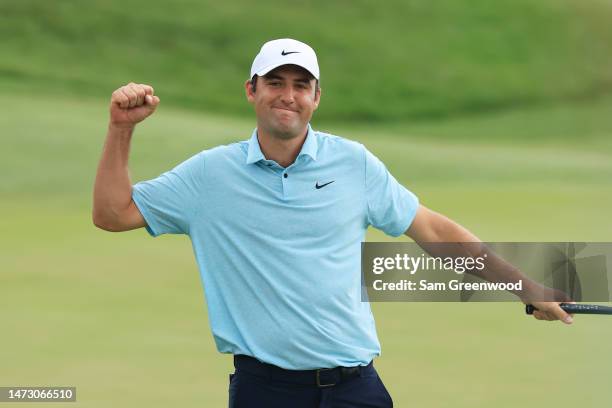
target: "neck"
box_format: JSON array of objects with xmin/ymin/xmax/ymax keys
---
[{"xmin": 256, "ymin": 125, "xmax": 308, "ymax": 168}]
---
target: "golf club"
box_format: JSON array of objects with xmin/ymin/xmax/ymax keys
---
[{"xmin": 526, "ymin": 303, "xmax": 612, "ymax": 315}]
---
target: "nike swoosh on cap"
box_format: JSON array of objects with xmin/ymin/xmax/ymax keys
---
[{"xmin": 281, "ymin": 50, "xmax": 300, "ymax": 56}]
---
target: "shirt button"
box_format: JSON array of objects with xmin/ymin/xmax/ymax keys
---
[{"xmin": 283, "ymin": 173, "xmax": 288, "ymax": 178}]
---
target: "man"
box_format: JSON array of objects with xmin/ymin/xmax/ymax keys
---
[{"xmin": 93, "ymin": 38, "xmax": 572, "ymax": 407}]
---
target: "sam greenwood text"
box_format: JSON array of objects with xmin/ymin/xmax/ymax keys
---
[{"xmin": 372, "ymin": 279, "xmax": 523, "ymax": 291}]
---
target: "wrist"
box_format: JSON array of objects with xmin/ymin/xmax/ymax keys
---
[
  {"xmin": 518, "ymin": 279, "xmax": 548, "ymax": 304},
  {"xmin": 108, "ymin": 122, "xmax": 136, "ymax": 136}
]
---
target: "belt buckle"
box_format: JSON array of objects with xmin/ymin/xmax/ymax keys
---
[{"xmin": 316, "ymin": 368, "xmax": 336, "ymax": 388}]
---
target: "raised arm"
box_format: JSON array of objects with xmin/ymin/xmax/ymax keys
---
[{"xmin": 92, "ymin": 83, "xmax": 160, "ymax": 232}]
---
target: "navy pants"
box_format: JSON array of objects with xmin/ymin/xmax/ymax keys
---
[{"xmin": 228, "ymin": 355, "xmax": 393, "ymax": 407}]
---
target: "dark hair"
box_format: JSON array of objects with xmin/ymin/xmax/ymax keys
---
[{"xmin": 250, "ymin": 74, "xmax": 320, "ymax": 94}]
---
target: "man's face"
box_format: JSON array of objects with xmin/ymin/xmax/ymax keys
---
[{"xmin": 245, "ymin": 64, "xmax": 321, "ymax": 140}]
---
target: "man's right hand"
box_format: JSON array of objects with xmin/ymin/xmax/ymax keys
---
[{"xmin": 110, "ymin": 83, "xmax": 160, "ymax": 128}]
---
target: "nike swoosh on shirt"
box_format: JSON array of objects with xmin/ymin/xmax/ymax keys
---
[{"xmin": 315, "ymin": 181, "xmax": 335, "ymax": 189}]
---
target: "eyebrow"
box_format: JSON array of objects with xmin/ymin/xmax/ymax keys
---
[{"xmin": 264, "ymin": 74, "xmax": 312, "ymax": 85}]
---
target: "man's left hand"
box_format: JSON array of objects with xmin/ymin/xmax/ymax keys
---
[{"xmin": 529, "ymin": 301, "xmax": 575, "ymax": 324}]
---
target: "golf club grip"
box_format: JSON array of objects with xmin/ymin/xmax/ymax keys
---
[{"xmin": 526, "ymin": 303, "xmax": 612, "ymax": 315}]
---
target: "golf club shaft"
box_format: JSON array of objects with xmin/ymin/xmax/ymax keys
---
[{"xmin": 526, "ymin": 303, "xmax": 612, "ymax": 315}]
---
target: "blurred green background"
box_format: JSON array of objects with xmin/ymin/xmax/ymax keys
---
[{"xmin": 1, "ymin": 0, "xmax": 611, "ymax": 407}]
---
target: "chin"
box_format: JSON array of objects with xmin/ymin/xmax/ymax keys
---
[{"xmin": 271, "ymin": 121, "xmax": 303, "ymax": 140}]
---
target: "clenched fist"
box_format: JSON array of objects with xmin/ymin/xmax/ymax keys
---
[{"xmin": 110, "ymin": 82, "xmax": 160, "ymax": 128}]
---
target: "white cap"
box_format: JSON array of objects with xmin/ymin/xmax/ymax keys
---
[{"xmin": 250, "ymin": 38, "xmax": 320, "ymax": 80}]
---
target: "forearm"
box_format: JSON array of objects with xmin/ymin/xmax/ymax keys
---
[
  {"xmin": 410, "ymin": 211, "xmax": 541, "ymax": 302},
  {"xmin": 92, "ymin": 123, "xmax": 135, "ymax": 225}
]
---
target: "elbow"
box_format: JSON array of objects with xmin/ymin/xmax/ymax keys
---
[
  {"xmin": 92, "ymin": 209, "xmax": 119, "ymax": 232},
  {"xmin": 92, "ymin": 213, "xmax": 112, "ymax": 231}
]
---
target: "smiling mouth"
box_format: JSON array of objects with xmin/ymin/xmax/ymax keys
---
[{"xmin": 273, "ymin": 107, "xmax": 298, "ymax": 113}]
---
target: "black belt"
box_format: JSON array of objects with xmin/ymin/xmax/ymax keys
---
[{"xmin": 233, "ymin": 355, "xmax": 373, "ymax": 388}]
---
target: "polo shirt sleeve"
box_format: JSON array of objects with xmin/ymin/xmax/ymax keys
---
[
  {"xmin": 132, "ymin": 151, "xmax": 205, "ymax": 237},
  {"xmin": 364, "ymin": 147, "xmax": 419, "ymax": 237}
]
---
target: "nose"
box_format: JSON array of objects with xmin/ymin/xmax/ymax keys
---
[{"xmin": 280, "ymin": 86, "xmax": 295, "ymax": 105}]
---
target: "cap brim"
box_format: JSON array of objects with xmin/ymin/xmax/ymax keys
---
[{"xmin": 254, "ymin": 61, "xmax": 319, "ymax": 80}]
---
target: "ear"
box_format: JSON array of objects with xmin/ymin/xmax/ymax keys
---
[
  {"xmin": 245, "ymin": 79, "xmax": 255, "ymax": 103},
  {"xmin": 312, "ymin": 86, "xmax": 321, "ymax": 110}
]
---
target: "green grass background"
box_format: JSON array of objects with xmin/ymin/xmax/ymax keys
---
[
  {"xmin": 1, "ymin": 0, "xmax": 612, "ymax": 407},
  {"xmin": 3, "ymin": 0, "xmax": 612, "ymax": 122}
]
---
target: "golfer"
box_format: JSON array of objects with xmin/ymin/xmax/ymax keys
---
[{"xmin": 93, "ymin": 38, "xmax": 572, "ymax": 407}]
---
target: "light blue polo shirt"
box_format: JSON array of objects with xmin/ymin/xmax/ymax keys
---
[{"xmin": 132, "ymin": 124, "xmax": 419, "ymax": 369}]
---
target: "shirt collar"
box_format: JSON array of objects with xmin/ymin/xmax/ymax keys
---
[{"xmin": 246, "ymin": 124, "xmax": 318, "ymax": 164}]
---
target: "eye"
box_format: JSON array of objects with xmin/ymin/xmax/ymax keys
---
[{"xmin": 268, "ymin": 81, "xmax": 281, "ymax": 87}]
